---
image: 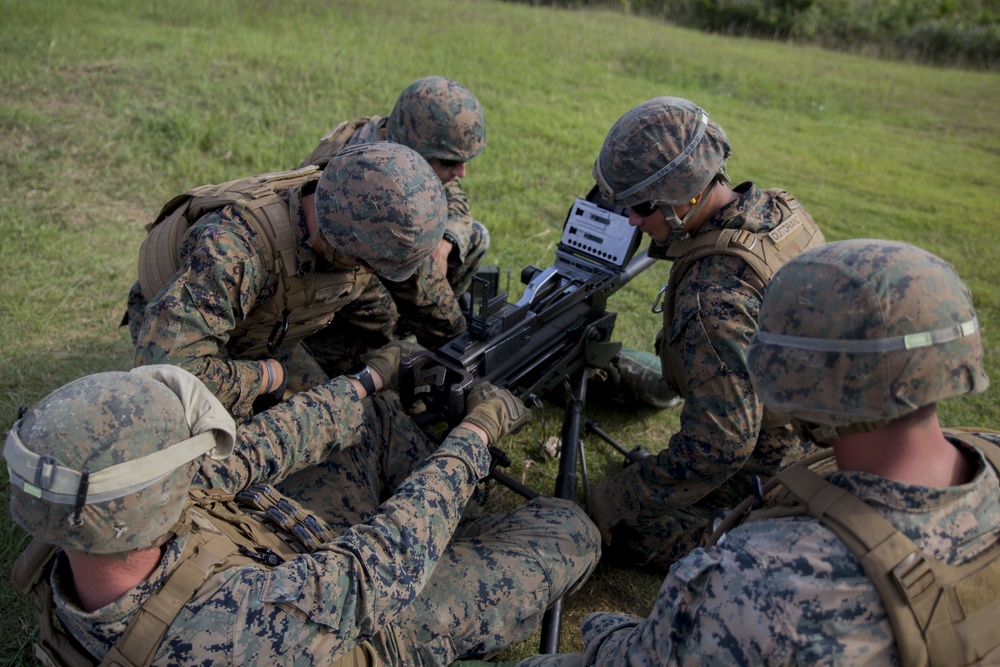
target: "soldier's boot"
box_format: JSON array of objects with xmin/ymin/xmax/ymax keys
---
[{"xmin": 592, "ymin": 348, "xmax": 680, "ymax": 409}]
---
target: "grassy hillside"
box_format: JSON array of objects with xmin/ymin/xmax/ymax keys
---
[{"xmin": 2, "ymin": 0, "xmax": 999, "ymax": 663}]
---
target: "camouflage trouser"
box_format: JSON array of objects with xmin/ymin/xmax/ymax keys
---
[
  {"xmin": 274, "ymin": 390, "xmax": 437, "ymax": 531},
  {"xmin": 305, "ymin": 219, "xmax": 489, "ymax": 376},
  {"xmin": 276, "ymin": 392, "xmax": 601, "ymax": 666},
  {"xmin": 387, "ymin": 498, "xmax": 599, "ymax": 665}
]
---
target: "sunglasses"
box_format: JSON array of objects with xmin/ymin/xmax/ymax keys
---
[
  {"xmin": 438, "ymin": 158, "xmax": 463, "ymax": 169},
  {"xmin": 630, "ymin": 201, "xmax": 657, "ymax": 217}
]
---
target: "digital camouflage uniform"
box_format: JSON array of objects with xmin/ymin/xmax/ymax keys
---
[
  {"xmin": 298, "ymin": 77, "xmax": 491, "ymax": 373},
  {"xmin": 16, "ymin": 372, "xmax": 600, "ymax": 666},
  {"xmin": 601, "ymin": 183, "xmax": 820, "ymax": 568},
  {"xmin": 588, "ymin": 97, "xmax": 822, "ymax": 570},
  {"xmin": 127, "ymin": 144, "xmax": 449, "ymax": 422},
  {"xmin": 520, "ymin": 432, "xmax": 1000, "ymax": 667},
  {"xmin": 521, "ymin": 238, "xmax": 998, "ymax": 666}
]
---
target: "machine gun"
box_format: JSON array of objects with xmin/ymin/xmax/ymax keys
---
[
  {"xmin": 400, "ymin": 186, "xmax": 657, "ymax": 652},
  {"xmin": 400, "ymin": 186, "xmax": 655, "ymax": 428}
]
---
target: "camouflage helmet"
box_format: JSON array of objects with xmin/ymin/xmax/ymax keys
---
[
  {"xmin": 594, "ymin": 96, "xmax": 731, "ymax": 208},
  {"xmin": 746, "ymin": 239, "xmax": 989, "ymax": 443},
  {"xmin": 386, "ymin": 76, "xmax": 486, "ymax": 163},
  {"xmin": 4, "ymin": 365, "xmax": 235, "ymax": 554},
  {"xmin": 315, "ymin": 141, "xmax": 447, "ymax": 282}
]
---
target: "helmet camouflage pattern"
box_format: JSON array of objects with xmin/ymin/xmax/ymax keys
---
[
  {"xmin": 4, "ymin": 366, "xmax": 234, "ymax": 553},
  {"xmin": 594, "ymin": 96, "xmax": 731, "ymax": 208},
  {"xmin": 386, "ymin": 76, "xmax": 486, "ymax": 163},
  {"xmin": 746, "ymin": 239, "xmax": 989, "ymax": 442},
  {"xmin": 315, "ymin": 141, "xmax": 447, "ymax": 282}
]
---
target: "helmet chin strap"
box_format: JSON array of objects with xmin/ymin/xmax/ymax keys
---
[{"xmin": 661, "ymin": 178, "xmax": 720, "ymax": 244}]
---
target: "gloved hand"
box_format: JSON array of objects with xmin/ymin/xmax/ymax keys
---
[
  {"xmin": 363, "ymin": 339, "xmax": 426, "ymax": 391},
  {"xmin": 461, "ymin": 382, "xmax": 531, "ymax": 444},
  {"xmin": 586, "ymin": 481, "xmax": 617, "ymax": 546}
]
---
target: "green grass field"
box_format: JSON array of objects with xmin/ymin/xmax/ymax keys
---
[{"xmin": 2, "ymin": 0, "xmax": 999, "ymax": 663}]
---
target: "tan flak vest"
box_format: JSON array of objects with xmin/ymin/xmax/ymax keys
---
[
  {"xmin": 137, "ymin": 167, "xmax": 369, "ymax": 357},
  {"xmin": 709, "ymin": 429, "xmax": 1000, "ymax": 666},
  {"xmin": 298, "ymin": 116, "xmax": 386, "ymax": 170},
  {"xmin": 655, "ymin": 189, "xmax": 825, "ymax": 430},
  {"xmin": 12, "ymin": 486, "xmax": 380, "ymax": 667}
]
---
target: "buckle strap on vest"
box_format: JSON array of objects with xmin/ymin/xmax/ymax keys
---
[
  {"xmin": 710, "ymin": 429, "xmax": 1000, "ymax": 666},
  {"xmin": 102, "ymin": 532, "xmax": 240, "ymax": 667},
  {"xmin": 777, "ymin": 464, "xmax": 933, "ymax": 666},
  {"xmin": 775, "ymin": 440, "xmax": 1000, "ymax": 667}
]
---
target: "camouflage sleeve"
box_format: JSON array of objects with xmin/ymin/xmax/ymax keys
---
[
  {"xmin": 575, "ymin": 545, "xmax": 795, "ymax": 666},
  {"xmin": 133, "ymin": 209, "xmax": 274, "ymax": 419},
  {"xmin": 193, "ymin": 376, "xmax": 365, "ymax": 492},
  {"xmin": 382, "ymin": 255, "xmax": 467, "ymax": 347},
  {"xmin": 605, "ymin": 256, "xmax": 764, "ymax": 526},
  {"xmin": 218, "ymin": 428, "xmax": 492, "ymax": 663},
  {"xmin": 443, "ymin": 178, "xmax": 475, "ymax": 260}
]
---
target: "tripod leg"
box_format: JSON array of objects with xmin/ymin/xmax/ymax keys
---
[{"xmin": 538, "ymin": 369, "xmax": 588, "ymax": 653}]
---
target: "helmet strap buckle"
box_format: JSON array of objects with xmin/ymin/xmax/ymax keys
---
[
  {"xmin": 70, "ymin": 466, "xmax": 90, "ymax": 527},
  {"xmin": 34, "ymin": 455, "xmax": 59, "ymax": 490}
]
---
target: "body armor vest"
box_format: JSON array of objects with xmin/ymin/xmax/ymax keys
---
[
  {"xmin": 298, "ymin": 116, "xmax": 386, "ymax": 170},
  {"xmin": 709, "ymin": 429, "xmax": 1000, "ymax": 666},
  {"xmin": 12, "ymin": 486, "xmax": 380, "ymax": 667},
  {"xmin": 137, "ymin": 167, "xmax": 369, "ymax": 357},
  {"xmin": 655, "ymin": 189, "xmax": 824, "ymax": 430}
]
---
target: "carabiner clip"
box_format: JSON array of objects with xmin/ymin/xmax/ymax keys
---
[
  {"xmin": 751, "ymin": 476, "xmax": 764, "ymax": 510},
  {"xmin": 651, "ymin": 284, "xmax": 668, "ymax": 314},
  {"xmin": 267, "ymin": 309, "xmax": 291, "ymax": 355}
]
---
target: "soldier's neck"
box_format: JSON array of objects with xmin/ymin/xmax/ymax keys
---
[
  {"xmin": 831, "ymin": 408, "xmax": 975, "ymax": 487},
  {"xmin": 64, "ymin": 546, "xmax": 163, "ymax": 612}
]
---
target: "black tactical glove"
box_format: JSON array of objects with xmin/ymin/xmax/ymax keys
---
[
  {"xmin": 462, "ymin": 382, "xmax": 532, "ymax": 444},
  {"xmin": 363, "ymin": 339, "xmax": 426, "ymax": 391}
]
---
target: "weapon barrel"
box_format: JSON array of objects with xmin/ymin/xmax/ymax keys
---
[{"xmin": 619, "ymin": 249, "xmax": 656, "ymax": 286}]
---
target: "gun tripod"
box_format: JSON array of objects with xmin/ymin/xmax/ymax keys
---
[{"xmin": 486, "ymin": 367, "xmax": 651, "ymax": 654}]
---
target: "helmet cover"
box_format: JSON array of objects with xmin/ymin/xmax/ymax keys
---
[
  {"xmin": 315, "ymin": 142, "xmax": 447, "ymax": 282},
  {"xmin": 5, "ymin": 366, "xmax": 234, "ymax": 553},
  {"xmin": 746, "ymin": 239, "xmax": 988, "ymax": 440},
  {"xmin": 386, "ymin": 76, "xmax": 486, "ymax": 163},
  {"xmin": 594, "ymin": 96, "xmax": 731, "ymax": 207}
]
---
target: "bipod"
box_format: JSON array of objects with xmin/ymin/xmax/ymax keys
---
[
  {"xmin": 584, "ymin": 419, "xmax": 651, "ymax": 467},
  {"xmin": 537, "ymin": 368, "xmax": 591, "ymax": 654},
  {"xmin": 487, "ymin": 447, "xmax": 540, "ymax": 500}
]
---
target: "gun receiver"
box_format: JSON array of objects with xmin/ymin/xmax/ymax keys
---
[{"xmin": 400, "ymin": 188, "xmax": 655, "ymax": 423}]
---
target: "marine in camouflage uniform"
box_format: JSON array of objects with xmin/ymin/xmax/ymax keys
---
[
  {"xmin": 298, "ymin": 76, "xmax": 491, "ymax": 374},
  {"xmin": 586, "ymin": 97, "xmax": 823, "ymax": 570},
  {"xmin": 127, "ymin": 142, "xmax": 448, "ymax": 422},
  {"xmin": 520, "ymin": 240, "xmax": 998, "ymax": 666},
  {"xmin": 6, "ymin": 354, "xmax": 600, "ymax": 666}
]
